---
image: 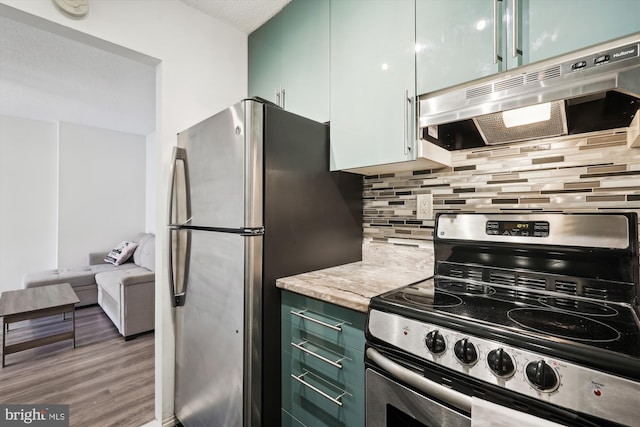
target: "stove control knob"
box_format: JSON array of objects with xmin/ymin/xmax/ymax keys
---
[
  {"xmin": 454, "ymin": 338, "xmax": 478, "ymax": 365},
  {"xmin": 487, "ymin": 348, "xmax": 515, "ymax": 378},
  {"xmin": 526, "ymin": 360, "xmax": 559, "ymax": 392},
  {"xmin": 425, "ymin": 330, "xmax": 446, "ymax": 355}
]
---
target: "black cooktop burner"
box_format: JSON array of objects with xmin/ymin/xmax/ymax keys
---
[
  {"xmin": 538, "ymin": 296, "xmax": 619, "ymax": 317},
  {"xmin": 507, "ymin": 307, "xmax": 621, "ymax": 342},
  {"xmin": 375, "ymin": 276, "xmax": 640, "ymax": 360},
  {"xmin": 401, "ymin": 288, "xmax": 462, "ymax": 308}
]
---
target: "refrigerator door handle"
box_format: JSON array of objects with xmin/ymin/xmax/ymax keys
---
[
  {"xmin": 167, "ymin": 147, "xmax": 192, "ymax": 226},
  {"xmin": 168, "ymin": 228, "xmax": 190, "ymax": 307},
  {"xmin": 168, "ymin": 147, "xmax": 192, "ymax": 307}
]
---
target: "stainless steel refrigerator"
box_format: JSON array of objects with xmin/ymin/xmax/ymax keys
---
[{"xmin": 168, "ymin": 99, "xmax": 362, "ymax": 427}]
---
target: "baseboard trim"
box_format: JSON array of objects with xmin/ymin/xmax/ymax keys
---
[
  {"xmin": 139, "ymin": 414, "xmax": 177, "ymax": 427},
  {"xmin": 163, "ymin": 415, "xmax": 178, "ymax": 427}
]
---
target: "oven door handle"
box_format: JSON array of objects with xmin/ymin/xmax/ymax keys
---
[{"xmin": 366, "ymin": 348, "xmax": 472, "ymax": 413}]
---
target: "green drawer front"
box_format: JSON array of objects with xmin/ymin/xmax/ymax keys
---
[
  {"xmin": 282, "ymin": 408, "xmax": 307, "ymax": 427},
  {"xmin": 284, "ymin": 334, "xmax": 364, "ymax": 393},
  {"xmin": 282, "ymin": 350, "xmax": 365, "ymax": 427},
  {"xmin": 282, "ymin": 316, "xmax": 364, "ymax": 367},
  {"xmin": 281, "ymin": 291, "xmax": 366, "ymax": 352}
]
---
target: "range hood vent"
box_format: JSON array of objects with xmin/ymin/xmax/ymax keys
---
[
  {"xmin": 419, "ymin": 33, "xmax": 640, "ymax": 150},
  {"xmin": 466, "ymin": 65, "xmax": 563, "ymax": 101}
]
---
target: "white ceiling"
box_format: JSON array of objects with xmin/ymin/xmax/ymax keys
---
[
  {"xmin": 0, "ymin": 0, "xmax": 290, "ymax": 136},
  {"xmin": 178, "ymin": 0, "xmax": 292, "ymax": 34},
  {"xmin": 0, "ymin": 14, "xmax": 157, "ymax": 135}
]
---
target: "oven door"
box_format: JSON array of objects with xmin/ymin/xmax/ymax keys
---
[
  {"xmin": 367, "ymin": 368, "xmax": 470, "ymax": 427},
  {"xmin": 365, "ymin": 347, "xmax": 598, "ymax": 427},
  {"xmin": 366, "ymin": 348, "xmax": 471, "ymax": 427}
]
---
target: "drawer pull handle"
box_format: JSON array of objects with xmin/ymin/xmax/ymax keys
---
[
  {"xmin": 290, "ymin": 309, "xmax": 343, "ymax": 332},
  {"xmin": 291, "ymin": 340, "xmax": 345, "ymax": 369},
  {"xmin": 291, "ymin": 371, "xmax": 347, "ymax": 407}
]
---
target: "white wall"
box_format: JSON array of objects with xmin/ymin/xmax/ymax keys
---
[
  {"xmin": 0, "ymin": 116, "xmax": 148, "ymax": 290},
  {"xmin": 146, "ymin": 132, "xmax": 157, "ymax": 233},
  {"xmin": 0, "ymin": 115, "xmax": 58, "ymax": 295},
  {"xmin": 57, "ymin": 122, "xmax": 146, "ymax": 267},
  {"xmin": 0, "ymin": 1, "xmax": 248, "ymax": 424}
]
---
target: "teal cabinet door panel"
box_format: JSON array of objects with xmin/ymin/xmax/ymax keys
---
[
  {"xmin": 248, "ymin": 12, "xmax": 283, "ymax": 104},
  {"xmin": 248, "ymin": 0, "xmax": 329, "ymax": 122},
  {"xmin": 283, "ymin": 349, "xmax": 365, "ymax": 427},
  {"xmin": 280, "ymin": 0, "xmax": 330, "ymax": 122},
  {"xmin": 283, "ymin": 316, "xmax": 365, "ymax": 390},
  {"xmin": 330, "ymin": 0, "xmax": 416, "ymax": 171},
  {"xmin": 516, "ymin": 0, "xmax": 640, "ymax": 68},
  {"xmin": 282, "ymin": 334, "xmax": 365, "ymax": 393},
  {"xmin": 282, "ymin": 409, "xmax": 307, "ymax": 427},
  {"xmin": 281, "ymin": 291, "xmax": 366, "ymax": 330},
  {"xmin": 282, "ymin": 316, "xmax": 365, "ymax": 356},
  {"xmin": 281, "ymin": 291, "xmax": 366, "ymax": 352},
  {"xmin": 288, "ymin": 376, "xmax": 364, "ymax": 427},
  {"xmin": 417, "ymin": 0, "xmax": 501, "ymax": 94},
  {"xmin": 417, "ymin": 0, "xmax": 640, "ymax": 95},
  {"xmin": 281, "ymin": 290, "xmax": 365, "ymax": 427}
]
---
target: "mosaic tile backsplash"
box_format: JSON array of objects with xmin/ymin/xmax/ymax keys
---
[{"xmin": 363, "ymin": 129, "xmax": 640, "ymax": 248}]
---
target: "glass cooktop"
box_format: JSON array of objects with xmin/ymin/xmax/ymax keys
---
[{"xmin": 374, "ymin": 276, "xmax": 640, "ymax": 360}]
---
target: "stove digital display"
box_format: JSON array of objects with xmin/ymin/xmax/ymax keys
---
[{"xmin": 486, "ymin": 220, "xmax": 549, "ymax": 237}]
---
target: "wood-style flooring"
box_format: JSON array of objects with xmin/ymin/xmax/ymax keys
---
[{"xmin": 0, "ymin": 305, "xmax": 154, "ymax": 427}]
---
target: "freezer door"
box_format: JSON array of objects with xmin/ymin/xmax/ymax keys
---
[
  {"xmin": 174, "ymin": 229, "xmax": 263, "ymax": 427},
  {"xmin": 172, "ymin": 100, "xmax": 263, "ymax": 229}
]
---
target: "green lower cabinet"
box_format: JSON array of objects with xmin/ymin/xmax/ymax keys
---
[
  {"xmin": 284, "ymin": 329, "xmax": 364, "ymax": 394},
  {"xmin": 281, "ymin": 291, "xmax": 366, "ymax": 427},
  {"xmin": 283, "ymin": 349, "xmax": 365, "ymax": 427},
  {"xmin": 282, "ymin": 409, "xmax": 306, "ymax": 427},
  {"xmin": 281, "ymin": 310, "xmax": 365, "ymax": 356},
  {"xmin": 281, "ymin": 291, "xmax": 366, "ymax": 352}
]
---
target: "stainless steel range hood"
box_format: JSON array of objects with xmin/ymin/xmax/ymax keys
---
[{"xmin": 418, "ymin": 33, "xmax": 640, "ymax": 150}]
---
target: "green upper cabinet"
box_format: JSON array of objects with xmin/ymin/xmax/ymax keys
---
[
  {"xmin": 416, "ymin": 0, "xmax": 501, "ymax": 96},
  {"xmin": 518, "ymin": 0, "xmax": 640, "ymax": 67},
  {"xmin": 248, "ymin": 0, "xmax": 329, "ymax": 123},
  {"xmin": 330, "ymin": 0, "xmax": 417, "ymax": 172},
  {"xmin": 417, "ymin": 0, "xmax": 640, "ymax": 95},
  {"xmin": 248, "ymin": 10, "xmax": 282, "ymax": 104}
]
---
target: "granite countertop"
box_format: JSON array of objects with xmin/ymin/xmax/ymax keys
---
[{"xmin": 276, "ymin": 261, "xmax": 431, "ymax": 313}]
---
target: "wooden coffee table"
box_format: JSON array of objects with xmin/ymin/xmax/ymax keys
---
[{"xmin": 0, "ymin": 283, "xmax": 79, "ymax": 367}]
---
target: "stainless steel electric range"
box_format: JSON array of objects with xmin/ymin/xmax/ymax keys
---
[{"xmin": 365, "ymin": 213, "xmax": 640, "ymax": 427}]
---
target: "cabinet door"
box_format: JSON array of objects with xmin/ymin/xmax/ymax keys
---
[
  {"xmin": 417, "ymin": 0, "xmax": 502, "ymax": 95},
  {"xmin": 249, "ymin": 0, "xmax": 329, "ymax": 123},
  {"xmin": 512, "ymin": 0, "xmax": 640, "ymax": 69},
  {"xmin": 281, "ymin": 291, "xmax": 366, "ymax": 427},
  {"xmin": 281, "ymin": 0, "xmax": 330, "ymax": 123},
  {"xmin": 417, "ymin": 0, "xmax": 640, "ymax": 95},
  {"xmin": 248, "ymin": 12, "xmax": 282, "ymax": 105},
  {"xmin": 330, "ymin": 0, "xmax": 415, "ymax": 171}
]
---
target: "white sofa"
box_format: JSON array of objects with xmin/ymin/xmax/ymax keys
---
[
  {"xmin": 23, "ymin": 233, "xmax": 155, "ymax": 339},
  {"xmin": 95, "ymin": 233, "xmax": 155, "ymax": 339}
]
